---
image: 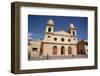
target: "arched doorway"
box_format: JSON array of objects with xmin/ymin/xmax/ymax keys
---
[
  {"xmin": 53, "ymin": 46, "xmax": 57, "ymax": 55},
  {"xmin": 61, "ymin": 46, "xmax": 65, "ymax": 55},
  {"xmin": 68, "ymin": 46, "xmax": 72, "ymax": 54}
]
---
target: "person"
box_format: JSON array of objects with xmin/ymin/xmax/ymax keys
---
[
  {"xmin": 72, "ymin": 54, "xmax": 74, "ymax": 58},
  {"xmin": 46, "ymin": 54, "xmax": 49, "ymax": 59}
]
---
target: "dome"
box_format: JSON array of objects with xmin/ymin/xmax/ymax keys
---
[
  {"xmin": 70, "ymin": 23, "xmax": 75, "ymax": 28},
  {"xmin": 47, "ymin": 19, "xmax": 54, "ymax": 25}
]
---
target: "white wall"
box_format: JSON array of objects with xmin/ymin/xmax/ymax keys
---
[{"xmin": 0, "ymin": 0, "xmax": 100, "ymax": 76}]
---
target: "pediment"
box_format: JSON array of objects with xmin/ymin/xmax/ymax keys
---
[{"xmin": 54, "ymin": 30, "xmax": 70, "ymax": 35}]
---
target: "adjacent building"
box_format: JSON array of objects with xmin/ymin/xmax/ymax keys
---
[
  {"xmin": 77, "ymin": 40, "xmax": 88, "ymax": 55},
  {"xmin": 28, "ymin": 40, "xmax": 41, "ymax": 58}
]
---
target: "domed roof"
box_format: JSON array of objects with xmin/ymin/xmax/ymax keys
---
[
  {"xmin": 70, "ymin": 23, "xmax": 75, "ymax": 28},
  {"xmin": 47, "ymin": 19, "xmax": 54, "ymax": 25}
]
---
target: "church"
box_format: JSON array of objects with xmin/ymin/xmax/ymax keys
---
[
  {"xmin": 42, "ymin": 19, "xmax": 78, "ymax": 56},
  {"xmin": 28, "ymin": 19, "xmax": 78, "ymax": 58}
]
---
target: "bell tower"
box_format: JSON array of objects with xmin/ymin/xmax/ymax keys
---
[
  {"xmin": 45, "ymin": 19, "xmax": 54, "ymax": 33},
  {"xmin": 44, "ymin": 19, "xmax": 54, "ymax": 42},
  {"xmin": 68, "ymin": 23, "xmax": 77, "ymax": 36}
]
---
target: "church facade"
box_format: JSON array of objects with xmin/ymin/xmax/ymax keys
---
[
  {"xmin": 42, "ymin": 19, "xmax": 78, "ymax": 56},
  {"xmin": 28, "ymin": 19, "xmax": 78, "ymax": 58}
]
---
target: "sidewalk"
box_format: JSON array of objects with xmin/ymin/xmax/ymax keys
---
[{"xmin": 29, "ymin": 54, "xmax": 88, "ymax": 61}]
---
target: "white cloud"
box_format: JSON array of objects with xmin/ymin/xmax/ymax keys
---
[{"xmin": 28, "ymin": 32, "xmax": 33, "ymax": 40}]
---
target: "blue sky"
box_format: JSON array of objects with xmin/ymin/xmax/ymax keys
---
[{"xmin": 28, "ymin": 15, "xmax": 88, "ymax": 41}]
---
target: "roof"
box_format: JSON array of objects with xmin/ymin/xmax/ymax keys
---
[
  {"xmin": 54, "ymin": 30, "xmax": 70, "ymax": 36},
  {"xmin": 69, "ymin": 23, "xmax": 75, "ymax": 28},
  {"xmin": 47, "ymin": 19, "xmax": 54, "ymax": 25}
]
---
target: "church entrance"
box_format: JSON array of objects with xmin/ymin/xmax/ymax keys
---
[
  {"xmin": 68, "ymin": 46, "xmax": 72, "ymax": 54},
  {"xmin": 61, "ymin": 46, "xmax": 65, "ymax": 55},
  {"xmin": 53, "ymin": 46, "xmax": 57, "ymax": 55}
]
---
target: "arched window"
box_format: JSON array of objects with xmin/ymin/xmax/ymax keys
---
[
  {"xmin": 61, "ymin": 46, "xmax": 65, "ymax": 55},
  {"xmin": 73, "ymin": 31, "xmax": 75, "ymax": 36},
  {"xmin": 68, "ymin": 46, "xmax": 72, "ymax": 54},
  {"xmin": 48, "ymin": 27, "xmax": 51, "ymax": 32},
  {"xmin": 53, "ymin": 46, "xmax": 57, "ymax": 55}
]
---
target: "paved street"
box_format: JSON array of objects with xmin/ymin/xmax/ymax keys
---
[{"xmin": 29, "ymin": 55, "xmax": 88, "ymax": 61}]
